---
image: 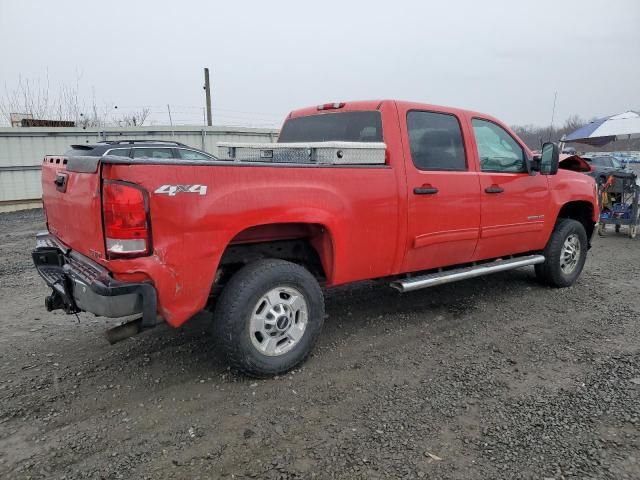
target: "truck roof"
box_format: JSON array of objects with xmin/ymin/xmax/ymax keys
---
[{"xmin": 287, "ymin": 99, "xmax": 497, "ymax": 123}]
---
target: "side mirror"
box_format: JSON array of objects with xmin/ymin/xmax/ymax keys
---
[{"xmin": 540, "ymin": 142, "xmax": 559, "ymax": 175}]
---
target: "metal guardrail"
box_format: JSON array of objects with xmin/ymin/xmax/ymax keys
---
[
  {"xmin": 0, "ymin": 165, "xmax": 42, "ymax": 172},
  {"xmin": 0, "ymin": 126, "xmax": 279, "ymax": 210}
]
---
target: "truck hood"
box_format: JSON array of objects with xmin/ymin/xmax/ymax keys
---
[{"xmin": 559, "ymin": 154, "xmax": 592, "ymax": 173}]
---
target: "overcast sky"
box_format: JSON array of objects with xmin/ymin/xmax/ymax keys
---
[{"xmin": 1, "ymin": 0, "xmax": 639, "ymax": 128}]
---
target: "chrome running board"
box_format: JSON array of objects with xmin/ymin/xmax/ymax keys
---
[{"xmin": 390, "ymin": 255, "xmax": 545, "ymax": 293}]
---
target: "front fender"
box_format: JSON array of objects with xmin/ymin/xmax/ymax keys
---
[{"xmin": 548, "ymin": 170, "xmax": 599, "ymax": 223}]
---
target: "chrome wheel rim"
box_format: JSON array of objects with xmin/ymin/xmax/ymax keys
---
[
  {"xmin": 560, "ymin": 233, "xmax": 581, "ymax": 274},
  {"xmin": 249, "ymin": 286, "xmax": 308, "ymax": 356}
]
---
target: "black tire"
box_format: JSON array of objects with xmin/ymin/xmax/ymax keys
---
[
  {"xmin": 211, "ymin": 259, "xmax": 324, "ymax": 378},
  {"xmin": 535, "ymin": 218, "xmax": 588, "ymax": 287}
]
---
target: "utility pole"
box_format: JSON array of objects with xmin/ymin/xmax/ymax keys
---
[{"xmin": 204, "ymin": 68, "xmax": 212, "ymax": 126}]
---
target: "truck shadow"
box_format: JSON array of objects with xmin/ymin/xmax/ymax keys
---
[{"xmin": 122, "ymin": 267, "xmax": 539, "ymax": 376}]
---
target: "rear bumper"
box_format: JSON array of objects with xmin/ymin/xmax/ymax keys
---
[{"xmin": 32, "ymin": 232, "xmax": 158, "ymax": 327}]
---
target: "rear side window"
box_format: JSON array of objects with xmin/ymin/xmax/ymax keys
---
[
  {"xmin": 407, "ymin": 111, "xmax": 466, "ymax": 171},
  {"xmin": 177, "ymin": 149, "xmax": 213, "ymax": 160},
  {"xmin": 106, "ymin": 148, "xmax": 131, "ymax": 158},
  {"xmin": 133, "ymin": 148, "xmax": 173, "ymax": 159},
  {"xmin": 472, "ymin": 119, "xmax": 526, "ymax": 173},
  {"xmin": 278, "ymin": 111, "xmax": 383, "ymax": 143}
]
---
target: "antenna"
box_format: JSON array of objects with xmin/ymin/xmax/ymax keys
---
[
  {"xmin": 167, "ymin": 104, "xmax": 173, "ymax": 127},
  {"xmin": 548, "ymin": 91, "xmax": 557, "ymax": 142}
]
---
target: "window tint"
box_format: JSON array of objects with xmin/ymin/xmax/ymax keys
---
[
  {"xmin": 278, "ymin": 111, "xmax": 382, "ymax": 143},
  {"xmin": 106, "ymin": 148, "xmax": 130, "ymax": 158},
  {"xmin": 177, "ymin": 149, "xmax": 213, "ymax": 160},
  {"xmin": 133, "ymin": 148, "xmax": 173, "ymax": 159},
  {"xmin": 407, "ymin": 111, "xmax": 466, "ymax": 171},
  {"xmin": 472, "ymin": 119, "xmax": 526, "ymax": 172}
]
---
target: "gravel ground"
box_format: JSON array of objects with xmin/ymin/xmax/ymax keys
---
[{"xmin": 1, "ymin": 209, "xmax": 639, "ymax": 479}]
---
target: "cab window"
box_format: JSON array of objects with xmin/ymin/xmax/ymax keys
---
[
  {"xmin": 278, "ymin": 111, "xmax": 382, "ymax": 143},
  {"xmin": 472, "ymin": 119, "xmax": 526, "ymax": 173},
  {"xmin": 407, "ymin": 111, "xmax": 467, "ymax": 171}
]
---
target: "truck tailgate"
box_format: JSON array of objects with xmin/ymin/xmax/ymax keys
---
[{"xmin": 41, "ymin": 155, "xmax": 105, "ymax": 261}]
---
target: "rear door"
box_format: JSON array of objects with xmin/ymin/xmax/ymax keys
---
[
  {"xmin": 400, "ymin": 109, "xmax": 481, "ymax": 272},
  {"xmin": 470, "ymin": 118, "xmax": 550, "ymax": 260}
]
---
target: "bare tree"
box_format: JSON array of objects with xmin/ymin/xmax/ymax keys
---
[
  {"xmin": 115, "ymin": 107, "xmax": 151, "ymax": 127},
  {"xmin": 0, "ymin": 75, "xmax": 151, "ymax": 128}
]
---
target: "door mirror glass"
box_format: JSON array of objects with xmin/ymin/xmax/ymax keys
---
[{"xmin": 540, "ymin": 142, "xmax": 559, "ymax": 175}]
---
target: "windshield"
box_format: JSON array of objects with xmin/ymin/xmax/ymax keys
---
[
  {"xmin": 590, "ymin": 157, "xmax": 613, "ymax": 167},
  {"xmin": 278, "ymin": 111, "xmax": 383, "ymax": 143}
]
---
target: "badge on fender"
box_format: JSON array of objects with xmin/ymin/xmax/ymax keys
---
[{"xmin": 154, "ymin": 184, "xmax": 208, "ymax": 196}]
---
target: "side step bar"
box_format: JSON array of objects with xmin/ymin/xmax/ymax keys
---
[{"xmin": 390, "ymin": 255, "xmax": 545, "ymax": 293}]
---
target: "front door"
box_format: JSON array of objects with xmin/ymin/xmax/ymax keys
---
[
  {"xmin": 470, "ymin": 118, "xmax": 550, "ymax": 260},
  {"xmin": 401, "ymin": 110, "xmax": 481, "ymax": 272}
]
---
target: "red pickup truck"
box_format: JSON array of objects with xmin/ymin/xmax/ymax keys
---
[{"xmin": 33, "ymin": 100, "xmax": 599, "ymax": 377}]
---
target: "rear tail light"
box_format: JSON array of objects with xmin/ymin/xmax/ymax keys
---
[{"xmin": 102, "ymin": 181, "xmax": 151, "ymax": 258}]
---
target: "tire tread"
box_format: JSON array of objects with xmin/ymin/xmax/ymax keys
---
[
  {"xmin": 535, "ymin": 218, "xmax": 588, "ymax": 287},
  {"xmin": 212, "ymin": 259, "xmax": 324, "ymax": 378}
]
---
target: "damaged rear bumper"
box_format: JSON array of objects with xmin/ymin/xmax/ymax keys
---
[{"xmin": 32, "ymin": 232, "xmax": 158, "ymax": 328}]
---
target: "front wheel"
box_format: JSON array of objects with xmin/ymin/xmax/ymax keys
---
[
  {"xmin": 535, "ymin": 218, "xmax": 588, "ymax": 287},
  {"xmin": 211, "ymin": 259, "xmax": 324, "ymax": 378}
]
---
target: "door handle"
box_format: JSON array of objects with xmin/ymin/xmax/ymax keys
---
[
  {"xmin": 414, "ymin": 186, "xmax": 439, "ymax": 195},
  {"xmin": 484, "ymin": 185, "xmax": 504, "ymax": 194}
]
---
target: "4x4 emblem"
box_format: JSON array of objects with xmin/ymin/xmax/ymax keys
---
[{"xmin": 154, "ymin": 184, "xmax": 208, "ymax": 196}]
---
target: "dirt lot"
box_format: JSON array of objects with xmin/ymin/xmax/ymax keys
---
[{"xmin": 1, "ymin": 209, "xmax": 639, "ymax": 479}]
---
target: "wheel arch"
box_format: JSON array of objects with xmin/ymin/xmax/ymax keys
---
[
  {"xmin": 217, "ymin": 222, "xmax": 336, "ymax": 286},
  {"xmin": 556, "ymin": 200, "xmax": 596, "ymax": 243}
]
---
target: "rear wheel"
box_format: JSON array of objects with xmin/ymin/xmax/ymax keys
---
[
  {"xmin": 212, "ymin": 259, "xmax": 324, "ymax": 377},
  {"xmin": 535, "ymin": 218, "xmax": 588, "ymax": 287}
]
